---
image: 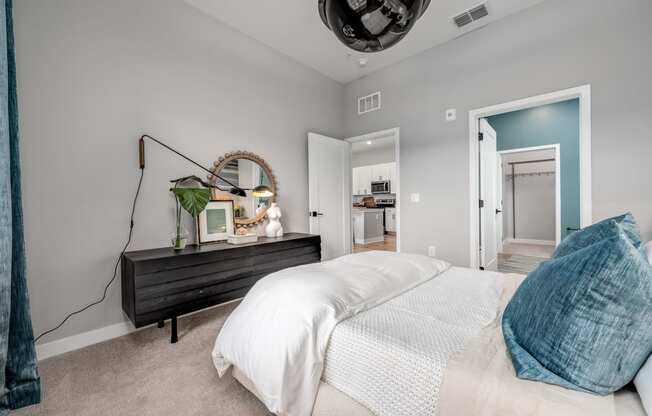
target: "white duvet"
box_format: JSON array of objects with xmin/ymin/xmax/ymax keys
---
[{"xmin": 212, "ymin": 251, "xmax": 451, "ymax": 416}]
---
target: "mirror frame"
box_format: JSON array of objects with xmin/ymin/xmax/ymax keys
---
[{"xmin": 208, "ymin": 151, "xmax": 277, "ymax": 227}]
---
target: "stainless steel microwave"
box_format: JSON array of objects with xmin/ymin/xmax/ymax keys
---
[{"xmin": 371, "ymin": 181, "xmax": 391, "ymax": 194}]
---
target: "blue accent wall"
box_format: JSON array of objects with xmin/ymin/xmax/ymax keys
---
[{"xmin": 487, "ymin": 99, "xmax": 580, "ymax": 240}]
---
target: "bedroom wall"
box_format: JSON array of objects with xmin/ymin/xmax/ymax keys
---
[
  {"xmin": 488, "ymin": 99, "xmax": 580, "ymax": 241},
  {"xmin": 343, "ymin": 0, "xmax": 652, "ymax": 266},
  {"xmin": 14, "ymin": 0, "xmax": 344, "ymax": 344}
]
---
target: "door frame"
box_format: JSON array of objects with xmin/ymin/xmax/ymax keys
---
[
  {"xmin": 468, "ymin": 85, "xmax": 592, "ymax": 269},
  {"xmin": 498, "ymin": 143, "xmax": 561, "ymax": 246},
  {"xmin": 346, "ymin": 128, "xmax": 401, "ymax": 253}
]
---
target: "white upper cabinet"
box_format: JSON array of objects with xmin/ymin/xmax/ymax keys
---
[
  {"xmin": 358, "ymin": 166, "xmax": 372, "ymax": 195},
  {"xmin": 352, "ymin": 162, "xmax": 396, "ymax": 195},
  {"xmin": 371, "ymin": 164, "xmax": 391, "ymax": 182}
]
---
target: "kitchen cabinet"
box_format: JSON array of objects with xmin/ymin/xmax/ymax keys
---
[
  {"xmin": 385, "ymin": 208, "xmax": 397, "ymax": 233},
  {"xmin": 371, "ymin": 164, "xmax": 390, "ymax": 182},
  {"xmin": 352, "ymin": 162, "xmax": 396, "ymax": 196},
  {"xmin": 352, "ymin": 166, "xmax": 373, "ymax": 195},
  {"xmin": 352, "ymin": 209, "xmax": 384, "ymax": 244}
]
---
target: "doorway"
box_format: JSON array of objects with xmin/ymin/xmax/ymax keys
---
[
  {"xmin": 347, "ymin": 129, "xmax": 400, "ymax": 254},
  {"xmin": 469, "ymin": 85, "xmax": 592, "ymax": 271},
  {"xmin": 496, "ymin": 145, "xmax": 560, "ymax": 273},
  {"xmin": 307, "ymin": 128, "xmax": 400, "ymax": 260}
]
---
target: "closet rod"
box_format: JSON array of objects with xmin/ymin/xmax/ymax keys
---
[{"xmin": 508, "ymin": 158, "xmax": 555, "ymax": 166}]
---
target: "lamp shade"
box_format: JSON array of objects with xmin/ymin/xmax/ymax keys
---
[{"xmin": 252, "ymin": 185, "xmax": 274, "ymax": 198}]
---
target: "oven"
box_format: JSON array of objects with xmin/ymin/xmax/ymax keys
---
[{"xmin": 371, "ymin": 181, "xmax": 391, "ymax": 194}]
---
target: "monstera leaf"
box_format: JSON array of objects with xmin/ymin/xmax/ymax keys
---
[{"xmin": 170, "ymin": 186, "xmax": 211, "ymax": 217}]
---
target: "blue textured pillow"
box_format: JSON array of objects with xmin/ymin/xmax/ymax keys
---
[
  {"xmin": 553, "ymin": 212, "xmax": 642, "ymax": 258},
  {"xmin": 502, "ymin": 224, "xmax": 652, "ymax": 395}
]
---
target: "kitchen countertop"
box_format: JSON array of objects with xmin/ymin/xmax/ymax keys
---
[{"xmin": 352, "ymin": 207, "xmax": 385, "ymax": 213}]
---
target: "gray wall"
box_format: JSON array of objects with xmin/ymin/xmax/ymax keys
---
[
  {"xmin": 14, "ymin": 0, "xmax": 344, "ymax": 343},
  {"xmin": 503, "ymin": 174, "xmax": 556, "ymax": 242},
  {"xmin": 352, "ymin": 145, "xmax": 395, "ymax": 167},
  {"xmin": 343, "ymin": 0, "xmax": 652, "ymax": 266}
]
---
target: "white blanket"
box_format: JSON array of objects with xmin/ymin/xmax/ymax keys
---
[
  {"xmin": 322, "ymin": 267, "xmax": 505, "ymax": 416},
  {"xmin": 212, "ymin": 251, "xmax": 451, "ymax": 416}
]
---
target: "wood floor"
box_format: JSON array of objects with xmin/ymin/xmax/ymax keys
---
[
  {"xmin": 353, "ymin": 233, "xmax": 396, "ymax": 253},
  {"xmin": 497, "ymin": 242, "xmax": 554, "ymax": 274}
]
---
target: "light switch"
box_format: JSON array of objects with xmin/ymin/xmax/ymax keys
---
[
  {"xmin": 445, "ymin": 108, "xmax": 457, "ymax": 122},
  {"xmin": 410, "ymin": 193, "xmax": 420, "ymax": 203}
]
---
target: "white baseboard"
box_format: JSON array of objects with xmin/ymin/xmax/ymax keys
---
[
  {"xmin": 35, "ymin": 298, "xmax": 242, "ymax": 361},
  {"xmin": 354, "ymin": 236, "xmax": 385, "ymax": 245},
  {"xmin": 504, "ymin": 238, "xmax": 555, "ymax": 246},
  {"xmin": 36, "ymin": 320, "xmax": 137, "ymax": 361}
]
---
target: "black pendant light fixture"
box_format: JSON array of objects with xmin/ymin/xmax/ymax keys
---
[{"xmin": 319, "ymin": 0, "xmax": 431, "ymax": 53}]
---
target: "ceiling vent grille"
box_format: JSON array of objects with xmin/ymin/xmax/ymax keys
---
[
  {"xmin": 453, "ymin": 3, "xmax": 489, "ymax": 28},
  {"xmin": 358, "ymin": 91, "xmax": 381, "ymax": 115}
]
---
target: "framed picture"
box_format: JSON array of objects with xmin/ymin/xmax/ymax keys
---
[{"xmin": 197, "ymin": 200, "xmax": 235, "ymax": 244}]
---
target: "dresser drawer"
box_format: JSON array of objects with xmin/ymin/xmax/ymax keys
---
[{"xmin": 122, "ymin": 233, "xmax": 321, "ymax": 334}]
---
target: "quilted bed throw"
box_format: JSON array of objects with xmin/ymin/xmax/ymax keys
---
[{"xmin": 0, "ymin": 0, "xmax": 41, "ymax": 413}]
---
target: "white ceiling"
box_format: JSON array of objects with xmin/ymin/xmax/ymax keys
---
[
  {"xmin": 184, "ymin": 0, "xmax": 546, "ymax": 84},
  {"xmin": 351, "ymin": 136, "xmax": 395, "ymax": 153}
]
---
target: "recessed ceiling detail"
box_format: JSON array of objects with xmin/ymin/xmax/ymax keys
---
[{"xmin": 184, "ymin": 0, "xmax": 547, "ymax": 83}]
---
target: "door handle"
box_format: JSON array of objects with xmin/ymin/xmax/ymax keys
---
[
  {"xmin": 496, "ymin": 209, "xmax": 503, "ymax": 214},
  {"xmin": 309, "ymin": 211, "xmax": 324, "ymax": 217}
]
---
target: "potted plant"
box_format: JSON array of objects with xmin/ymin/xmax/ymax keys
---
[{"xmin": 170, "ymin": 175, "xmax": 214, "ymax": 250}]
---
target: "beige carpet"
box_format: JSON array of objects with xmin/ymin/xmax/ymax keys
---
[{"xmin": 15, "ymin": 302, "xmax": 269, "ymax": 416}]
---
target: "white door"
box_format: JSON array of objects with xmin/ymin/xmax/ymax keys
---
[
  {"xmin": 479, "ymin": 119, "xmax": 498, "ymax": 270},
  {"xmin": 496, "ymin": 154, "xmax": 504, "ymax": 254},
  {"xmin": 308, "ymin": 133, "xmax": 351, "ymax": 260}
]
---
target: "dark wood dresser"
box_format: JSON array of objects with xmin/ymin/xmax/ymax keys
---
[{"xmin": 121, "ymin": 233, "xmax": 321, "ymax": 343}]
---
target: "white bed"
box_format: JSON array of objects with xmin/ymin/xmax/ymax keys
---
[{"xmin": 212, "ymin": 251, "xmax": 647, "ymax": 416}]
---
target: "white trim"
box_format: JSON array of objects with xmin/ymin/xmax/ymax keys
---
[
  {"xmin": 346, "ymin": 128, "xmax": 401, "ymax": 253},
  {"xmin": 36, "ymin": 321, "xmax": 137, "ymax": 361},
  {"xmin": 504, "ymin": 238, "xmax": 556, "ymax": 246},
  {"xmin": 354, "ymin": 236, "xmax": 385, "ymax": 245},
  {"xmin": 36, "ymin": 299, "xmax": 242, "ymax": 361},
  {"xmin": 469, "ymin": 85, "xmax": 592, "ymax": 269},
  {"xmin": 498, "ymin": 143, "xmax": 561, "ymax": 246},
  {"xmin": 498, "ymin": 144, "xmax": 559, "ymax": 155}
]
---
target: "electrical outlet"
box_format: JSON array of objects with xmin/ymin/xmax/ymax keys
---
[
  {"xmin": 410, "ymin": 193, "xmax": 420, "ymax": 203},
  {"xmin": 428, "ymin": 246, "xmax": 437, "ymax": 258},
  {"xmin": 445, "ymin": 108, "xmax": 457, "ymax": 121}
]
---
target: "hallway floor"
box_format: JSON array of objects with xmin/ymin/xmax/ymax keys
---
[
  {"xmin": 353, "ymin": 233, "xmax": 396, "ymax": 253},
  {"xmin": 497, "ymin": 242, "xmax": 554, "ymax": 274}
]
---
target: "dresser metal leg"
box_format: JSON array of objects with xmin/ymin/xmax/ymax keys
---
[
  {"xmin": 171, "ymin": 316, "xmax": 178, "ymax": 344},
  {"xmin": 157, "ymin": 320, "xmax": 164, "ymax": 328}
]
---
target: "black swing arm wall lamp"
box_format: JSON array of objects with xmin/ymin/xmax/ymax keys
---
[{"xmin": 138, "ymin": 135, "xmax": 276, "ymax": 198}]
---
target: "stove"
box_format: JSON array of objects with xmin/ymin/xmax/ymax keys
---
[{"xmin": 374, "ymin": 198, "xmax": 396, "ymax": 208}]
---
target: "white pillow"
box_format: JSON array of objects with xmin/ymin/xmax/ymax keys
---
[{"xmin": 635, "ymin": 357, "xmax": 652, "ymax": 415}]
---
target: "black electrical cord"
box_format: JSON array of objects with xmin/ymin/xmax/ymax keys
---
[{"xmin": 34, "ymin": 167, "xmax": 145, "ymax": 343}]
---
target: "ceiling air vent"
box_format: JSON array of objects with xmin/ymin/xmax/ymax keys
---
[
  {"xmin": 453, "ymin": 3, "xmax": 489, "ymax": 28},
  {"xmin": 358, "ymin": 91, "xmax": 381, "ymax": 115}
]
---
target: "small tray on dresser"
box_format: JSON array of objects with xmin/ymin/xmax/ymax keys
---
[{"xmin": 121, "ymin": 233, "xmax": 321, "ymax": 343}]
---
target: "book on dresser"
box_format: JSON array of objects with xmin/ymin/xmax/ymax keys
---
[{"xmin": 121, "ymin": 233, "xmax": 321, "ymax": 343}]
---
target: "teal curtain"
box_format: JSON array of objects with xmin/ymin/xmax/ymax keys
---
[{"xmin": 0, "ymin": 0, "xmax": 41, "ymax": 413}]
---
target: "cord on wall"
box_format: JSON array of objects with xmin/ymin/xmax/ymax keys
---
[{"xmin": 34, "ymin": 167, "xmax": 145, "ymax": 343}]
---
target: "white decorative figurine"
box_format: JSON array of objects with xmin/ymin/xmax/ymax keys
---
[{"xmin": 265, "ymin": 202, "xmax": 283, "ymax": 238}]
